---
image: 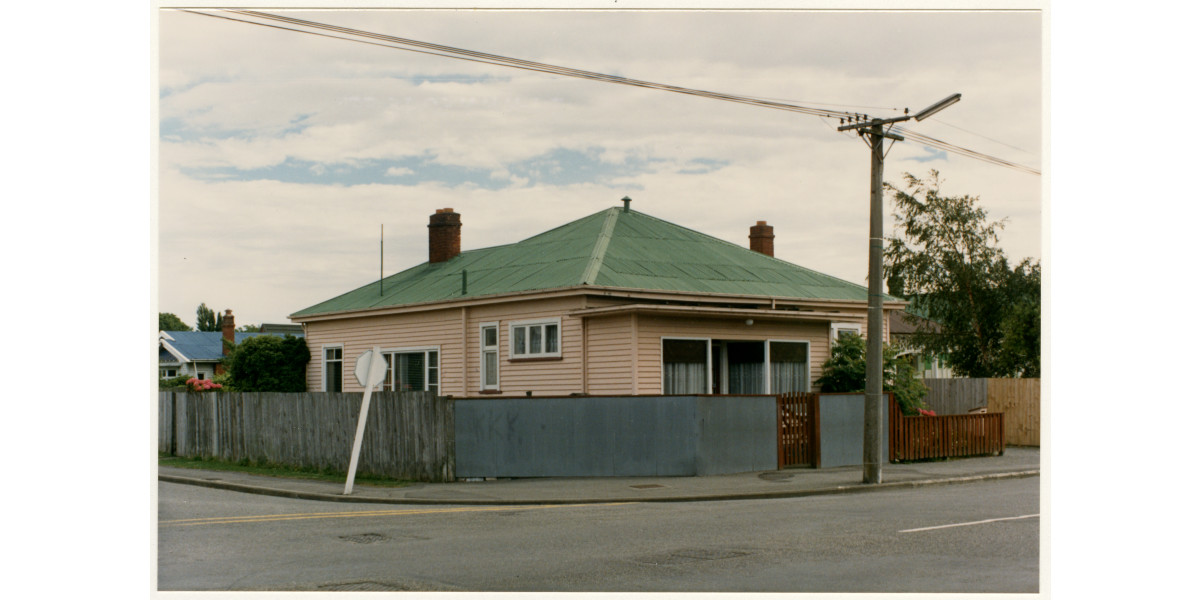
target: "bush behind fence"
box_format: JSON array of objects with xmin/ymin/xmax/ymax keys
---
[{"xmin": 159, "ymin": 391, "xmax": 454, "ymax": 482}]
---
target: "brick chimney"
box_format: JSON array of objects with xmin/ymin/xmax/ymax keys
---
[
  {"xmin": 221, "ymin": 309, "xmax": 235, "ymax": 356},
  {"xmin": 749, "ymin": 220, "xmax": 775, "ymax": 257},
  {"xmin": 428, "ymin": 208, "xmax": 462, "ymax": 263}
]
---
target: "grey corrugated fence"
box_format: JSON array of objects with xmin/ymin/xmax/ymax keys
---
[{"xmin": 158, "ymin": 391, "xmax": 454, "ymax": 482}]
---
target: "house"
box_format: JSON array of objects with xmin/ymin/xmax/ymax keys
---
[
  {"xmin": 289, "ymin": 199, "xmax": 906, "ymax": 396},
  {"xmin": 888, "ymin": 309, "xmax": 955, "ymax": 378},
  {"xmin": 159, "ymin": 310, "xmax": 305, "ymax": 380}
]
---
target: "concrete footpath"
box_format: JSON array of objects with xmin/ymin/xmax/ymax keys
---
[{"xmin": 159, "ymin": 447, "xmax": 1039, "ymax": 506}]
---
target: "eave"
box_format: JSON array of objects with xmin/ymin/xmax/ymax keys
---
[
  {"xmin": 290, "ymin": 284, "xmax": 905, "ymax": 324},
  {"xmin": 567, "ymin": 304, "xmax": 867, "ymax": 323}
]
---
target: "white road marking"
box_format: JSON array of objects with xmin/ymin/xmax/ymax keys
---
[{"xmin": 899, "ymin": 513, "xmax": 1039, "ymax": 533}]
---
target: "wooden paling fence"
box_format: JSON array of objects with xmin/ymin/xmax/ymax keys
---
[
  {"xmin": 889, "ymin": 396, "xmax": 1005, "ymax": 462},
  {"xmin": 777, "ymin": 391, "xmax": 818, "ymax": 468},
  {"xmin": 921, "ymin": 378, "xmax": 1040, "ymax": 446},
  {"xmin": 159, "ymin": 390, "xmax": 455, "ymax": 482}
]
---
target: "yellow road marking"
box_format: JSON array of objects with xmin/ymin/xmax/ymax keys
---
[{"xmin": 160, "ymin": 502, "xmax": 634, "ymax": 528}]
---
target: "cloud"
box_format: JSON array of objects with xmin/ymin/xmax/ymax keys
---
[{"xmin": 157, "ymin": 9, "xmax": 1042, "ymax": 326}]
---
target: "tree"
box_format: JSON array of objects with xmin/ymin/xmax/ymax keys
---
[
  {"xmin": 236, "ymin": 324, "xmax": 260, "ymax": 333},
  {"xmin": 815, "ymin": 333, "xmax": 928, "ymax": 415},
  {"xmin": 883, "ymin": 170, "xmax": 1041, "ymax": 377},
  {"xmin": 196, "ymin": 303, "xmax": 220, "ymax": 332},
  {"xmin": 226, "ymin": 335, "xmax": 310, "ymax": 392},
  {"xmin": 158, "ymin": 312, "xmax": 190, "ymax": 331}
]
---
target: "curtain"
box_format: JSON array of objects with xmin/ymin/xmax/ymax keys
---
[
  {"xmin": 664, "ymin": 361, "xmax": 706, "ymax": 394},
  {"xmin": 770, "ymin": 341, "xmax": 807, "ymax": 393},
  {"xmin": 729, "ymin": 362, "xmax": 766, "ymax": 394}
]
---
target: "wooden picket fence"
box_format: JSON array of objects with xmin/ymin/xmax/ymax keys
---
[
  {"xmin": 777, "ymin": 391, "xmax": 818, "ymax": 468},
  {"xmin": 889, "ymin": 395, "xmax": 1005, "ymax": 461}
]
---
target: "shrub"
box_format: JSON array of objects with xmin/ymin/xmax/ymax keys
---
[
  {"xmin": 186, "ymin": 377, "xmax": 223, "ymax": 392},
  {"xmin": 226, "ymin": 335, "xmax": 310, "ymax": 392},
  {"xmin": 159, "ymin": 374, "xmax": 192, "ymax": 390},
  {"xmin": 815, "ymin": 333, "xmax": 928, "ymax": 415}
]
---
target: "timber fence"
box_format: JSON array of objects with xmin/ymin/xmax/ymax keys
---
[
  {"xmin": 921, "ymin": 378, "xmax": 1040, "ymax": 446},
  {"xmin": 889, "ymin": 395, "xmax": 1005, "ymax": 461},
  {"xmin": 158, "ymin": 390, "xmax": 454, "ymax": 482}
]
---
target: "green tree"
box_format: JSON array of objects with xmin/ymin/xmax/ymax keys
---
[
  {"xmin": 236, "ymin": 324, "xmax": 260, "ymax": 333},
  {"xmin": 815, "ymin": 333, "xmax": 928, "ymax": 415},
  {"xmin": 226, "ymin": 335, "xmax": 310, "ymax": 392},
  {"xmin": 883, "ymin": 170, "xmax": 1041, "ymax": 378},
  {"xmin": 196, "ymin": 303, "xmax": 220, "ymax": 332},
  {"xmin": 158, "ymin": 312, "xmax": 190, "ymax": 331}
]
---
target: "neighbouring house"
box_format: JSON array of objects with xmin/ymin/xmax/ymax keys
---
[
  {"xmin": 888, "ymin": 309, "xmax": 955, "ymax": 378},
  {"xmin": 159, "ymin": 310, "xmax": 305, "ymax": 380},
  {"xmin": 289, "ymin": 199, "xmax": 906, "ymax": 396}
]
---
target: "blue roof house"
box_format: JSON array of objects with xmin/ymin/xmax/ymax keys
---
[{"xmin": 159, "ymin": 310, "xmax": 304, "ymax": 380}]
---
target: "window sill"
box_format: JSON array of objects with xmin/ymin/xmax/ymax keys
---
[
  {"xmin": 478, "ymin": 389, "xmax": 503, "ymax": 395},
  {"xmin": 509, "ymin": 355, "xmax": 563, "ymax": 363}
]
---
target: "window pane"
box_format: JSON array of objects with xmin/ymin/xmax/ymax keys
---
[
  {"xmin": 428, "ymin": 351, "xmax": 438, "ymax": 367},
  {"xmin": 483, "ymin": 326, "xmax": 497, "ymax": 348},
  {"xmin": 514, "ymin": 327, "xmax": 526, "ymax": 355},
  {"xmin": 663, "ymin": 339, "xmax": 707, "ymax": 363},
  {"xmin": 530, "ymin": 326, "xmax": 542, "ymax": 354},
  {"xmin": 382, "ymin": 354, "xmax": 394, "ymax": 391},
  {"xmin": 663, "ymin": 339, "xmax": 707, "ymax": 394},
  {"xmin": 546, "ymin": 324, "xmax": 558, "ymax": 353},
  {"xmin": 327, "ymin": 366, "xmax": 342, "ymax": 392},
  {"xmin": 770, "ymin": 341, "xmax": 807, "ymax": 393},
  {"xmin": 398, "ymin": 352, "xmax": 425, "ymax": 391},
  {"xmin": 484, "ymin": 350, "xmax": 498, "ymax": 386}
]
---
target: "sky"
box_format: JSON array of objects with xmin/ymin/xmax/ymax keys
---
[{"xmin": 156, "ymin": 4, "xmax": 1043, "ymax": 329}]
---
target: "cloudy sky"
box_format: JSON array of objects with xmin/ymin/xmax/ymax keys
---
[{"xmin": 157, "ymin": 4, "xmax": 1042, "ymax": 328}]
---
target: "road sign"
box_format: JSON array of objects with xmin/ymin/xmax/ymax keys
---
[
  {"xmin": 355, "ymin": 349, "xmax": 387, "ymax": 388},
  {"xmin": 345, "ymin": 347, "xmax": 386, "ymax": 495}
]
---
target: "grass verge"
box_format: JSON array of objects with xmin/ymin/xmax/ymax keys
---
[{"xmin": 158, "ymin": 454, "xmax": 415, "ymax": 487}]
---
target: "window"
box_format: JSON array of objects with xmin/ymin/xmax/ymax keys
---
[
  {"xmin": 662, "ymin": 338, "xmax": 709, "ymax": 394},
  {"xmin": 323, "ymin": 346, "xmax": 343, "ymax": 392},
  {"xmin": 380, "ymin": 348, "xmax": 440, "ymax": 393},
  {"xmin": 481, "ymin": 323, "xmax": 499, "ymax": 390},
  {"xmin": 159, "ymin": 368, "xmax": 177, "ymax": 379},
  {"xmin": 831, "ymin": 322, "xmax": 862, "ymax": 343},
  {"xmin": 511, "ymin": 318, "xmax": 561, "ymax": 358}
]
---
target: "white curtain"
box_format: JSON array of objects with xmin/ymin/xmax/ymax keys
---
[
  {"xmin": 729, "ymin": 362, "xmax": 766, "ymax": 394},
  {"xmin": 664, "ymin": 361, "xmax": 706, "ymax": 394}
]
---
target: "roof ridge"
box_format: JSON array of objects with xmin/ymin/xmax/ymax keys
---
[{"xmin": 579, "ymin": 207, "xmax": 621, "ymax": 285}]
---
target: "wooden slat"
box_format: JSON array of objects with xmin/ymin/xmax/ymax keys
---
[
  {"xmin": 776, "ymin": 391, "xmax": 816, "ymax": 468},
  {"xmin": 889, "ymin": 395, "xmax": 1004, "ymax": 461},
  {"xmin": 158, "ymin": 390, "xmax": 457, "ymax": 482}
]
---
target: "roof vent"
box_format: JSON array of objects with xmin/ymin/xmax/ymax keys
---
[{"xmin": 621, "ymin": 196, "xmax": 632, "ymax": 213}]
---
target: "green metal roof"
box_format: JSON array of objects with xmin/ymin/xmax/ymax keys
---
[{"xmin": 291, "ymin": 207, "xmax": 876, "ymax": 318}]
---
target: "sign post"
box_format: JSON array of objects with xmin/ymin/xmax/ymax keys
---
[{"xmin": 344, "ymin": 346, "xmax": 387, "ymax": 495}]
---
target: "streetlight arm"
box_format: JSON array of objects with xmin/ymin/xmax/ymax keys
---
[{"xmin": 913, "ymin": 93, "xmax": 962, "ymax": 121}]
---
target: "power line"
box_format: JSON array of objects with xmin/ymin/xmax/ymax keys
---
[{"xmin": 181, "ymin": 9, "xmax": 1040, "ymax": 176}]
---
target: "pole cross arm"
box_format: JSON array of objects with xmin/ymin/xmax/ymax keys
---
[{"xmin": 837, "ymin": 114, "xmax": 912, "ymax": 132}]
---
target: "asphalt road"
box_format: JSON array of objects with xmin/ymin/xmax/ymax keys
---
[{"xmin": 158, "ymin": 475, "xmax": 1039, "ymax": 592}]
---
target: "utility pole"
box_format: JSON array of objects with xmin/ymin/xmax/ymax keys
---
[{"xmin": 838, "ymin": 93, "xmax": 960, "ymax": 484}]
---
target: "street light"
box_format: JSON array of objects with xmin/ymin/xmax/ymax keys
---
[
  {"xmin": 836, "ymin": 93, "xmax": 961, "ymax": 484},
  {"xmin": 912, "ymin": 93, "xmax": 962, "ymax": 122}
]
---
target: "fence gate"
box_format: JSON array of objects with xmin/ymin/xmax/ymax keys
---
[{"xmin": 777, "ymin": 392, "xmax": 818, "ymax": 468}]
